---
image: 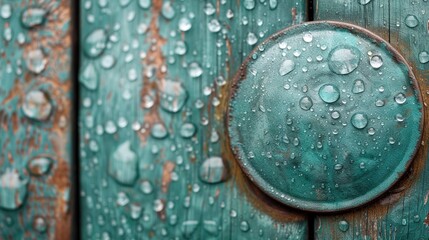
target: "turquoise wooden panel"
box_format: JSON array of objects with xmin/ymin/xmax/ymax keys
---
[
  {"xmin": 79, "ymin": 0, "xmax": 309, "ymax": 239},
  {"xmin": 0, "ymin": 0, "xmax": 73, "ymax": 239},
  {"xmin": 315, "ymin": 0, "xmax": 429, "ymax": 239}
]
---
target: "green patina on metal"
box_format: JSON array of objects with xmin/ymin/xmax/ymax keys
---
[
  {"xmin": 79, "ymin": 0, "xmax": 308, "ymax": 239},
  {"xmin": 228, "ymin": 21, "xmax": 424, "ymax": 212},
  {"xmin": 0, "ymin": 0, "xmax": 73, "ymax": 239}
]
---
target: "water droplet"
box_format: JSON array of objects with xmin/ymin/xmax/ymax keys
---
[
  {"xmin": 370, "ymin": 55, "xmax": 383, "ymax": 69},
  {"xmin": 130, "ymin": 203, "xmax": 142, "ymax": 220},
  {"xmin": 203, "ymin": 3, "xmax": 216, "ymax": 15},
  {"xmin": 338, "ymin": 220, "xmax": 349, "ymax": 232},
  {"xmin": 303, "ymin": 33, "xmax": 313, "ymax": 43},
  {"xmin": 368, "ymin": 127, "xmax": 376, "ymax": 135},
  {"xmin": 199, "ymin": 157, "xmax": 228, "ymax": 184},
  {"xmin": 25, "ymin": 49, "xmax": 47, "ymax": 74},
  {"xmin": 21, "ymin": 7, "xmax": 47, "ymax": 28},
  {"xmin": 181, "ymin": 220, "xmax": 199, "ymax": 238},
  {"xmin": 279, "ymin": 59, "xmax": 295, "ymax": 76},
  {"xmin": 153, "ymin": 199, "xmax": 164, "ymax": 212},
  {"xmin": 395, "ymin": 113, "xmax": 404, "ymax": 122},
  {"xmin": 22, "ymin": 90, "xmax": 53, "ymax": 121},
  {"xmin": 243, "ymin": 0, "xmax": 256, "ymax": 10},
  {"xmin": 33, "ymin": 216, "xmax": 48, "ymax": 232},
  {"xmin": 80, "ymin": 62, "xmax": 99, "ymax": 90},
  {"xmin": 203, "ymin": 220, "xmax": 218, "ymax": 236},
  {"xmin": 331, "ymin": 111, "xmax": 341, "ymax": 119},
  {"xmin": 247, "ymin": 32, "xmax": 258, "ymax": 46},
  {"xmin": 188, "ymin": 62, "xmax": 203, "ymax": 78},
  {"xmin": 375, "ymin": 99, "xmax": 385, "ymax": 107},
  {"xmin": 404, "ymin": 15, "xmax": 419, "ymax": 28},
  {"xmin": 108, "ymin": 141, "xmax": 138, "ymax": 185},
  {"xmin": 161, "ymin": 1, "xmax": 175, "ymax": 20},
  {"xmin": 351, "ymin": 113, "xmax": 368, "ymax": 129},
  {"xmin": 352, "ymin": 79, "xmax": 365, "ymax": 94},
  {"xmin": 318, "ymin": 84, "xmax": 340, "ymax": 103},
  {"xmin": 159, "ymin": 80, "xmax": 188, "ymax": 113},
  {"xmin": 117, "ymin": 192, "xmax": 129, "ymax": 206},
  {"xmin": 358, "ymin": 0, "xmax": 372, "ymax": 5},
  {"xmin": 394, "ymin": 93, "xmax": 407, "ymax": 104},
  {"xmin": 83, "ymin": 29, "xmax": 107, "ymax": 58},
  {"xmin": 334, "ymin": 163, "xmax": 343, "ymax": 170},
  {"xmin": 100, "ymin": 55, "xmax": 116, "ymax": 69},
  {"xmin": 328, "ymin": 46, "xmax": 361, "ymax": 75},
  {"xmin": 174, "ymin": 41, "xmax": 187, "ymax": 55},
  {"xmin": 1, "ymin": 4, "xmax": 12, "ymax": 19},
  {"xmin": 0, "ymin": 169, "xmax": 28, "ymax": 210},
  {"xmin": 151, "ymin": 123, "xmax": 168, "ymax": 139},
  {"xmin": 418, "ymin": 51, "xmax": 429, "ymax": 64},
  {"xmin": 207, "ymin": 19, "xmax": 221, "ymax": 33},
  {"xmin": 240, "ymin": 221, "xmax": 250, "ymax": 232},
  {"xmin": 180, "ymin": 123, "xmax": 196, "ymax": 138},
  {"xmin": 299, "ymin": 96, "xmax": 313, "ymax": 111},
  {"xmin": 138, "ymin": 0, "xmax": 151, "ymax": 9},
  {"xmin": 178, "ymin": 17, "xmax": 192, "ymax": 32},
  {"xmin": 140, "ymin": 180, "xmax": 153, "ymax": 194},
  {"xmin": 28, "ymin": 157, "xmax": 53, "ymax": 176},
  {"xmin": 269, "ymin": 0, "xmax": 278, "ymax": 10}
]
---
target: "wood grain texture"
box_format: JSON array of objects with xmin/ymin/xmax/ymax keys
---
[
  {"xmin": 79, "ymin": 0, "xmax": 309, "ymax": 239},
  {"xmin": 315, "ymin": 0, "xmax": 429, "ymax": 239},
  {"xmin": 0, "ymin": 0, "xmax": 73, "ymax": 239}
]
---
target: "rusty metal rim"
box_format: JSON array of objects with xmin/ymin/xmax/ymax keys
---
[{"xmin": 226, "ymin": 20, "xmax": 425, "ymax": 213}]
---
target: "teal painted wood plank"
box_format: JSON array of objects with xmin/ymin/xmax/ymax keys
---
[
  {"xmin": 0, "ymin": 0, "xmax": 73, "ymax": 239},
  {"xmin": 315, "ymin": 0, "xmax": 429, "ymax": 239},
  {"xmin": 79, "ymin": 0, "xmax": 308, "ymax": 239}
]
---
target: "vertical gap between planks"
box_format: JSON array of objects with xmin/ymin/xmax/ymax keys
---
[
  {"xmin": 308, "ymin": 0, "xmax": 314, "ymax": 21},
  {"xmin": 71, "ymin": 0, "xmax": 81, "ymax": 238}
]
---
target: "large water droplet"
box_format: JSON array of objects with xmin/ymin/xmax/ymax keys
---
[
  {"xmin": 80, "ymin": 62, "xmax": 99, "ymax": 90},
  {"xmin": 370, "ymin": 55, "xmax": 383, "ymax": 69},
  {"xmin": 161, "ymin": 1, "xmax": 175, "ymax": 20},
  {"xmin": 22, "ymin": 90, "xmax": 53, "ymax": 121},
  {"xmin": 243, "ymin": 0, "xmax": 256, "ymax": 10},
  {"xmin": 151, "ymin": 123, "xmax": 168, "ymax": 139},
  {"xmin": 174, "ymin": 41, "xmax": 187, "ymax": 55},
  {"xmin": 140, "ymin": 180, "xmax": 153, "ymax": 194},
  {"xmin": 240, "ymin": 221, "xmax": 250, "ymax": 232},
  {"xmin": 21, "ymin": 7, "xmax": 47, "ymax": 28},
  {"xmin": 188, "ymin": 62, "xmax": 203, "ymax": 78},
  {"xmin": 108, "ymin": 141, "xmax": 138, "ymax": 185},
  {"xmin": 352, "ymin": 79, "xmax": 365, "ymax": 94},
  {"xmin": 203, "ymin": 220, "xmax": 218, "ymax": 236},
  {"xmin": 328, "ymin": 46, "xmax": 361, "ymax": 75},
  {"xmin": 178, "ymin": 17, "xmax": 192, "ymax": 32},
  {"xmin": 299, "ymin": 96, "xmax": 313, "ymax": 111},
  {"xmin": 418, "ymin": 51, "xmax": 429, "ymax": 64},
  {"xmin": 28, "ymin": 157, "xmax": 53, "ymax": 176},
  {"xmin": 180, "ymin": 123, "xmax": 196, "ymax": 138},
  {"xmin": 338, "ymin": 220, "xmax": 349, "ymax": 232},
  {"xmin": 138, "ymin": 0, "xmax": 151, "ymax": 9},
  {"xmin": 159, "ymin": 80, "xmax": 188, "ymax": 113},
  {"xmin": 394, "ymin": 93, "xmax": 407, "ymax": 104},
  {"xmin": 1, "ymin": 4, "xmax": 12, "ymax": 19},
  {"xmin": 269, "ymin": 0, "xmax": 278, "ymax": 10},
  {"xmin": 247, "ymin": 32, "xmax": 258, "ymax": 46},
  {"xmin": 319, "ymin": 84, "xmax": 340, "ymax": 103},
  {"xmin": 207, "ymin": 19, "xmax": 221, "ymax": 33},
  {"xmin": 83, "ymin": 29, "xmax": 107, "ymax": 58},
  {"xmin": 25, "ymin": 49, "xmax": 47, "ymax": 74},
  {"xmin": 279, "ymin": 59, "xmax": 295, "ymax": 76},
  {"xmin": 0, "ymin": 169, "xmax": 28, "ymax": 210},
  {"xmin": 351, "ymin": 113, "xmax": 368, "ymax": 129},
  {"xmin": 199, "ymin": 157, "xmax": 228, "ymax": 184},
  {"xmin": 303, "ymin": 33, "xmax": 313, "ymax": 43},
  {"xmin": 181, "ymin": 220, "xmax": 199, "ymax": 238},
  {"xmin": 404, "ymin": 15, "xmax": 419, "ymax": 28}
]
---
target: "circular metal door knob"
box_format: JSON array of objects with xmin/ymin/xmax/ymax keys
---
[{"xmin": 227, "ymin": 21, "xmax": 424, "ymax": 212}]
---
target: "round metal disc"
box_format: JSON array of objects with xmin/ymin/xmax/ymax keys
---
[{"xmin": 227, "ymin": 21, "xmax": 424, "ymax": 212}]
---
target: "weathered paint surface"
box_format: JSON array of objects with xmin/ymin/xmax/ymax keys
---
[
  {"xmin": 315, "ymin": 0, "xmax": 429, "ymax": 239},
  {"xmin": 0, "ymin": 0, "xmax": 73, "ymax": 239},
  {"xmin": 79, "ymin": 0, "xmax": 309, "ymax": 239}
]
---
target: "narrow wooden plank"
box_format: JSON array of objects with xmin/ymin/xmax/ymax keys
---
[
  {"xmin": 315, "ymin": 0, "xmax": 429, "ymax": 239},
  {"xmin": 79, "ymin": 0, "xmax": 309, "ymax": 239},
  {"xmin": 0, "ymin": 1, "xmax": 73, "ymax": 239}
]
